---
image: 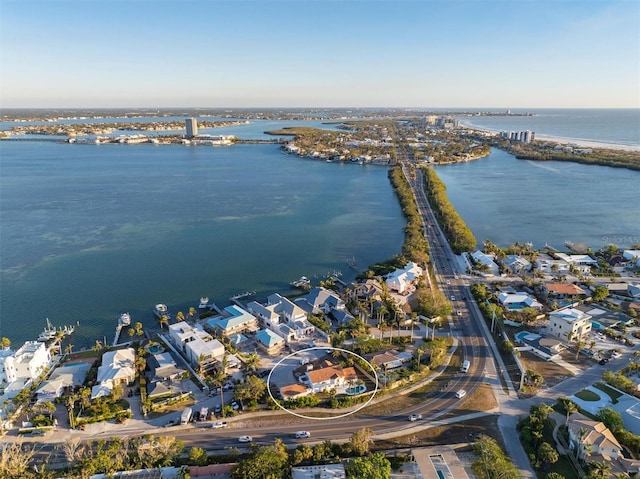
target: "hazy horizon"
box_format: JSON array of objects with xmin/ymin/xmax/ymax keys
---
[{"xmin": 1, "ymin": 0, "xmax": 639, "ymax": 109}]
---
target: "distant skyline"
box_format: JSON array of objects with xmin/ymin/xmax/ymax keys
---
[{"xmin": 1, "ymin": 0, "xmax": 639, "ymax": 109}]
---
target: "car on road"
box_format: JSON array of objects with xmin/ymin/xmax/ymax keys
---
[
  {"xmin": 450, "ymin": 295, "xmax": 456, "ymax": 301},
  {"xmin": 211, "ymin": 421, "xmax": 228, "ymax": 429},
  {"xmin": 408, "ymin": 414, "xmax": 422, "ymax": 422},
  {"xmin": 446, "ymin": 280, "xmax": 450, "ymax": 285},
  {"xmin": 238, "ymin": 435, "xmax": 252, "ymax": 443},
  {"xmin": 455, "ymin": 389, "xmax": 467, "ymax": 399},
  {"xmin": 454, "ymin": 274, "xmax": 458, "ymax": 279},
  {"xmin": 295, "ymin": 431, "xmax": 311, "ymax": 438}
]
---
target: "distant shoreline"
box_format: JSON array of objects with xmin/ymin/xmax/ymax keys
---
[{"xmin": 458, "ymin": 121, "xmax": 640, "ymax": 153}]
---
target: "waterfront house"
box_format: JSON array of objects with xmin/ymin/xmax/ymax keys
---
[
  {"xmin": 354, "ymin": 279, "xmax": 384, "ymax": 303},
  {"xmin": 207, "ymin": 305, "xmax": 258, "ymax": 337},
  {"xmin": 91, "ymin": 348, "xmax": 135, "ymax": 399},
  {"xmin": 503, "ymin": 255, "xmax": 532, "ymax": 275},
  {"xmin": 296, "ymin": 287, "xmax": 346, "ymax": 315},
  {"xmin": 1, "ymin": 341, "xmax": 52, "ymax": 399},
  {"xmin": 292, "ymin": 464, "xmax": 346, "ymax": 479},
  {"xmin": 256, "ymin": 329, "xmax": 285, "ymax": 355},
  {"xmin": 623, "ymin": 250, "xmax": 640, "ymax": 268},
  {"xmin": 146, "ymin": 352, "xmax": 185, "ymax": 381},
  {"xmin": 497, "ymin": 291, "xmax": 543, "ymax": 311},
  {"xmin": 168, "ymin": 322, "xmax": 225, "ymax": 371},
  {"xmin": 385, "ymin": 262, "xmax": 424, "ymax": 294},
  {"xmin": 305, "ymin": 365, "xmax": 358, "ymax": 393},
  {"xmin": 35, "ymin": 362, "xmax": 91, "ymax": 402},
  {"xmin": 468, "ymin": 251, "xmax": 500, "ymax": 276},
  {"xmin": 545, "ymin": 307, "xmax": 592, "ymax": 342},
  {"xmin": 246, "ymin": 300, "xmax": 281, "ymax": 330},
  {"xmin": 535, "ymin": 254, "xmax": 571, "ymax": 275},
  {"xmin": 267, "ymin": 293, "xmax": 315, "ymax": 338},
  {"xmin": 368, "ymin": 350, "xmax": 405, "ymax": 370}
]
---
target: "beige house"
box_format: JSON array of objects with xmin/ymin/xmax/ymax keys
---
[
  {"xmin": 568, "ymin": 412, "xmax": 622, "ymax": 460},
  {"xmin": 545, "ymin": 306, "xmax": 592, "ymax": 342}
]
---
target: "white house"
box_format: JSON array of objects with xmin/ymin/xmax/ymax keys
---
[
  {"xmin": 497, "ymin": 291, "xmax": 543, "ymax": 311},
  {"xmin": 296, "ymin": 287, "xmax": 346, "ymax": 315},
  {"xmin": 469, "ymin": 251, "xmax": 500, "ymax": 276},
  {"xmin": 246, "ymin": 300, "xmax": 281, "ymax": 330},
  {"xmin": 91, "ymin": 348, "xmax": 136, "ymax": 399},
  {"xmin": 568, "ymin": 412, "xmax": 623, "ymax": 460},
  {"xmin": 545, "ymin": 307, "xmax": 592, "ymax": 342},
  {"xmin": 304, "ymin": 365, "xmax": 358, "ymax": 393},
  {"xmin": 1, "ymin": 341, "xmax": 52, "ymax": 399},
  {"xmin": 267, "ymin": 293, "xmax": 315, "ymax": 338},
  {"xmin": 168, "ymin": 322, "xmax": 225, "ymax": 369},
  {"xmin": 623, "ymin": 250, "xmax": 640, "ymax": 268},
  {"xmin": 535, "ymin": 254, "xmax": 571, "ymax": 275},
  {"xmin": 503, "ymin": 255, "xmax": 532, "ymax": 275},
  {"xmin": 385, "ymin": 262, "xmax": 424, "ymax": 294},
  {"xmin": 36, "ymin": 362, "xmax": 90, "ymax": 403},
  {"xmin": 554, "ymin": 253, "xmax": 597, "ymax": 274}
]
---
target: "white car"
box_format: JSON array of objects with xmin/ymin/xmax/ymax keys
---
[
  {"xmin": 450, "ymin": 295, "xmax": 456, "ymax": 301},
  {"xmin": 238, "ymin": 435, "xmax": 252, "ymax": 443},
  {"xmin": 446, "ymin": 280, "xmax": 450, "ymax": 285},
  {"xmin": 611, "ymin": 351, "xmax": 622, "ymax": 359},
  {"xmin": 455, "ymin": 389, "xmax": 467, "ymax": 399},
  {"xmin": 457, "ymin": 311, "xmax": 462, "ymax": 316},
  {"xmin": 295, "ymin": 431, "xmax": 311, "ymax": 438},
  {"xmin": 408, "ymin": 414, "xmax": 422, "ymax": 422},
  {"xmin": 211, "ymin": 421, "xmax": 228, "ymax": 429}
]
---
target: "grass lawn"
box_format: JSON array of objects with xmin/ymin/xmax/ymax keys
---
[
  {"xmin": 575, "ymin": 389, "xmax": 600, "ymax": 401},
  {"xmin": 593, "ymin": 382, "xmax": 622, "ymax": 404}
]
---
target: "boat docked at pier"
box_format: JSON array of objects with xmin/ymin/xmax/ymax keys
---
[
  {"xmin": 290, "ymin": 276, "xmax": 311, "ymax": 289},
  {"xmin": 37, "ymin": 318, "xmax": 75, "ymax": 342},
  {"xmin": 153, "ymin": 303, "xmax": 170, "ymax": 319},
  {"xmin": 199, "ymin": 297, "xmax": 210, "ymax": 309},
  {"xmin": 119, "ymin": 313, "xmax": 131, "ymax": 326}
]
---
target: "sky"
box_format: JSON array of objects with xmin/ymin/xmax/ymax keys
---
[{"xmin": 1, "ymin": 0, "xmax": 639, "ymax": 109}]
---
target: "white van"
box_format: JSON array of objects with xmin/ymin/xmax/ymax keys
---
[
  {"xmin": 455, "ymin": 389, "xmax": 467, "ymax": 399},
  {"xmin": 461, "ymin": 360, "xmax": 470, "ymax": 373}
]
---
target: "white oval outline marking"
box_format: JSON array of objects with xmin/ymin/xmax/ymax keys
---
[{"xmin": 266, "ymin": 346, "xmax": 379, "ymax": 420}]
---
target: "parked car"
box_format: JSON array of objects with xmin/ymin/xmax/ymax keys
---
[
  {"xmin": 457, "ymin": 311, "xmax": 462, "ymax": 316},
  {"xmin": 164, "ymin": 419, "xmax": 178, "ymax": 427},
  {"xmin": 599, "ymin": 358, "xmax": 609, "ymax": 365},
  {"xmin": 238, "ymin": 435, "xmax": 252, "ymax": 443},
  {"xmin": 450, "ymin": 295, "xmax": 456, "ymax": 301},
  {"xmin": 211, "ymin": 421, "xmax": 228, "ymax": 429},
  {"xmin": 408, "ymin": 414, "xmax": 422, "ymax": 422},
  {"xmin": 455, "ymin": 389, "xmax": 467, "ymax": 399},
  {"xmin": 611, "ymin": 351, "xmax": 622, "ymax": 359},
  {"xmin": 295, "ymin": 431, "xmax": 311, "ymax": 438},
  {"xmin": 231, "ymin": 401, "xmax": 240, "ymax": 411},
  {"xmin": 214, "ymin": 404, "xmax": 222, "ymax": 415}
]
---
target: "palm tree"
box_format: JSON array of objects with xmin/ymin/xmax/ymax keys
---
[
  {"xmin": 188, "ymin": 307, "xmax": 196, "ymax": 318},
  {"xmin": 93, "ymin": 339, "xmax": 103, "ymax": 351},
  {"xmin": 64, "ymin": 343, "xmax": 74, "ymax": 355},
  {"xmin": 212, "ymin": 369, "xmax": 226, "ymax": 418},
  {"xmin": 588, "ymin": 460, "xmax": 612, "ymax": 478},
  {"xmin": 134, "ymin": 322, "xmax": 144, "ymax": 337},
  {"xmin": 158, "ymin": 314, "xmax": 169, "ymax": 329},
  {"xmin": 1, "ymin": 337, "xmax": 11, "ymax": 350},
  {"xmin": 244, "ymin": 352, "xmax": 260, "ymax": 374},
  {"xmin": 176, "ymin": 311, "xmax": 185, "ymax": 322}
]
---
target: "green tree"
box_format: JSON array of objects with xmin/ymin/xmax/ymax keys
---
[
  {"xmin": 1, "ymin": 337, "xmax": 11, "ymax": 350},
  {"xmin": 597, "ymin": 407, "xmax": 624, "ymax": 431},
  {"xmin": 349, "ymin": 427, "xmax": 374, "ymax": 456},
  {"xmin": 234, "ymin": 375, "xmax": 267, "ymax": 406},
  {"xmin": 472, "ymin": 435, "xmax": 522, "ymax": 479},
  {"xmin": 592, "ymin": 285, "xmax": 609, "ymax": 302},
  {"xmin": 231, "ymin": 439, "xmax": 290, "ymax": 479},
  {"xmin": 188, "ymin": 446, "xmax": 208, "ymax": 466},
  {"xmin": 556, "ymin": 397, "xmax": 578, "ymax": 427},
  {"xmin": 544, "ymin": 473, "xmax": 566, "ymax": 479},
  {"xmin": 345, "ymin": 453, "xmax": 391, "ymax": 479},
  {"xmin": 537, "ymin": 442, "xmax": 559, "ymax": 469}
]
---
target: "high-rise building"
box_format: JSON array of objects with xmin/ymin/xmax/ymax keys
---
[{"xmin": 185, "ymin": 118, "xmax": 198, "ymax": 139}]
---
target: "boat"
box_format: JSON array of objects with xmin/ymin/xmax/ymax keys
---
[
  {"xmin": 154, "ymin": 303, "xmax": 170, "ymax": 319},
  {"xmin": 119, "ymin": 313, "xmax": 131, "ymax": 326},
  {"xmin": 37, "ymin": 318, "xmax": 75, "ymax": 342},
  {"xmin": 199, "ymin": 297, "xmax": 209, "ymax": 309},
  {"xmin": 37, "ymin": 318, "xmax": 57, "ymax": 342},
  {"xmin": 290, "ymin": 276, "xmax": 311, "ymax": 289}
]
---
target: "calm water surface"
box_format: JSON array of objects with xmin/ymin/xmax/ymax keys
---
[{"xmin": 0, "ymin": 141, "xmax": 404, "ymax": 347}]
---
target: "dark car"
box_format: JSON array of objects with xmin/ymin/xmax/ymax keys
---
[{"xmin": 599, "ymin": 358, "xmax": 609, "ymax": 365}]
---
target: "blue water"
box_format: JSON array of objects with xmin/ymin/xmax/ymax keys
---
[
  {"xmin": 457, "ymin": 108, "xmax": 640, "ymax": 149},
  {"xmin": 434, "ymin": 148, "xmax": 640, "ymax": 250},
  {"xmin": 0, "ymin": 139, "xmax": 404, "ymax": 348}
]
